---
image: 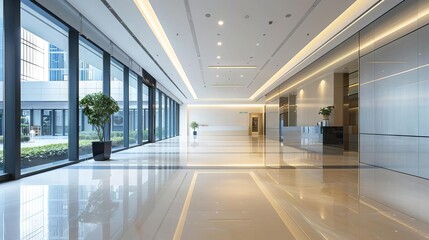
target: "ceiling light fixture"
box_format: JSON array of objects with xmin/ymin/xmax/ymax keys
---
[
  {"xmin": 250, "ymin": 0, "xmax": 384, "ymax": 100},
  {"xmin": 217, "ymin": 42, "xmax": 222, "ymax": 46},
  {"xmin": 217, "ymin": 56, "xmax": 221, "ymax": 59},
  {"xmin": 216, "ymin": 75, "xmax": 219, "ymax": 77},
  {"xmin": 210, "ymin": 84, "xmax": 243, "ymax": 88},
  {"xmin": 133, "ymin": 0, "xmax": 198, "ymax": 99},
  {"xmin": 208, "ymin": 66, "xmax": 258, "ymax": 69},
  {"xmin": 256, "ymin": 43, "xmax": 260, "ymax": 46},
  {"xmin": 240, "ymin": 75, "xmax": 244, "ymax": 77},
  {"xmin": 218, "ymin": 20, "xmax": 224, "ymax": 26}
]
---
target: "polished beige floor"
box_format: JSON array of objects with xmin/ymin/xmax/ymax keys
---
[{"xmin": 1, "ymin": 135, "xmax": 429, "ymax": 239}]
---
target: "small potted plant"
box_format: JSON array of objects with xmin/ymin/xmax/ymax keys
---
[
  {"xmin": 79, "ymin": 92, "xmax": 119, "ymax": 161},
  {"xmin": 189, "ymin": 121, "xmax": 199, "ymax": 136},
  {"xmin": 318, "ymin": 106, "xmax": 334, "ymax": 120}
]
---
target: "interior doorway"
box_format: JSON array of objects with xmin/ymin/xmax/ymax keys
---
[
  {"xmin": 249, "ymin": 113, "xmax": 263, "ymax": 135},
  {"xmin": 252, "ymin": 117, "xmax": 259, "ymax": 133}
]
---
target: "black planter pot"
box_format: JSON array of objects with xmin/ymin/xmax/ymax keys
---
[
  {"xmin": 193, "ymin": 130, "xmax": 197, "ymax": 136},
  {"xmin": 92, "ymin": 141, "xmax": 112, "ymax": 161}
]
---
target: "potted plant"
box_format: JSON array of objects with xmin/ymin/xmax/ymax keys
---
[
  {"xmin": 318, "ymin": 106, "xmax": 334, "ymax": 120},
  {"xmin": 79, "ymin": 92, "xmax": 119, "ymax": 161},
  {"xmin": 189, "ymin": 121, "xmax": 199, "ymax": 136}
]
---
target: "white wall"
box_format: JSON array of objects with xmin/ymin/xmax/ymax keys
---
[
  {"xmin": 296, "ymin": 74, "xmax": 334, "ymax": 126},
  {"xmin": 187, "ymin": 105, "xmax": 264, "ymax": 136},
  {"xmin": 179, "ymin": 104, "xmax": 188, "ymax": 136}
]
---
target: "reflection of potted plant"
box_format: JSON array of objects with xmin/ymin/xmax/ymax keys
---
[
  {"xmin": 190, "ymin": 121, "xmax": 199, "ymax": 136},
  {"xmin": 318, "ymin": 106, "xmax": 334, "ymax": 120},
  {"xmin": 78, "ymin": 182, "xmax": 119, "ymax": 224},
  {"xmin": 79, "ymin": 92, "xmax": 119, "ymax": 161}
]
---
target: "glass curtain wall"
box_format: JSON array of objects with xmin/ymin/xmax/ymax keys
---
[
  {"xmin": 166, "ymin": 97, "xmax": 170, "ymax": 138},
  {"xmin": 20, "ymin": 1, "xmax": 69, "ymax": 171},
  {"xmin": 0, "ymin": 0, "xmax": 183, "ymax": 179},
  {"xmin": 129, "ymin": 72, "xmax": 138, "ymax": 146},
  {"xmin": 110, "ymin": 59, "xmax": 124, "ymax": 149},
  {"xmin": 142, "ymin": 84, "xmax": 149, "ymax": 142},
  {"xmin": 78, "ymin": 37, "xmax": 103, "ymax": 158},
  {"xmin": 161, "ymin": 93, "xmax": 166, "ymax": 139},
  {"xmin": 155, "ymin": 90, "xmax": 160, "ymax": 141},
  {"xmin": 0, "ymin": 0, "xmax": 3, "ymax": 173}
]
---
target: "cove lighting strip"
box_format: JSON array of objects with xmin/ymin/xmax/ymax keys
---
[
  {"xmin": 250, "ymin": 0, "xmax": 384, "ymax": 100},
  {"xmin": 266, "ymin": 2, "xmax": 429, "ymax": 102},
  {"xmin": 133, "ymin": 0, "xmax": 198, "ymax": 99}
]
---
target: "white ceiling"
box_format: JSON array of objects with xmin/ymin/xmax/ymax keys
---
[{"xmin": 65, "ymin": 0, "xmax": 403, "ymax": 104}]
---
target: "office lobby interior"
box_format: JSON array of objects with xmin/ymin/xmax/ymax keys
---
[{"xmin": 1, "ymin": 0, "xmax": 429, "ymax": 239}]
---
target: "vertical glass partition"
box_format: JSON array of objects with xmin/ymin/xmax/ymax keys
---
[
  {"xmin": 129, "ymin": 72, "xmax": 138, "ymax": 146},
  {"xmin": 142, "ymin": 84, "xmax": 149, "ymax": 142},
  {"xmin": 155, "ymin": 90, "xmax": 160, "ymax": 141},
  {"xmin": 0, "ymin": 0, "xmax": 4, "ymax": 173},
  {"xmin": 78, "ymin": 37, "xmax": 103, "ymax": 159},
  {"xmin": 110, "ymin": 59, "xmax": 124, "ymax": 149},
  {"xmin": 20, "ymin": 1, "xmax": 69, "ymax": 171}
]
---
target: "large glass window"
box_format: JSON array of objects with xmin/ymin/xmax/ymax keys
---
[
  {"xmin": 0, "ymin": 0, "xmax": 4, "ymax": 173},
  {"xmin": 142, "ymin": 84, "xmax": 149, "ymax": 142},
  {"xmin": 20, "ymin": 1, "xmax": 69, "ymax": 171},
  {"xmin": 155, "ymin": 90, "xmax": 160, "ymax": 141},
  {"xmin": 161, "ymin": 93, "xmax": 166, "ymax": 139},
  {"xmin": 166, "ymin": 97, "xmax": 170, "ymax": 138},
  {"xmin": 129, "ymin": 72, "xmax": 138, "ymax": 146},
  {"xmin": 79, "ymin": 37, "xmax": 103, "ymax": 158},
  {"xmin": 110, "ymin": 59, "xmax": 124, "ymax": 149}
]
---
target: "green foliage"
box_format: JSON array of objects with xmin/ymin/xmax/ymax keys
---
[
  {"xmin": 79, "ymin": 92, "xmax": 119, "ymax": 141},
  {"xmin": 189, "ymin": 121, "xmax": 199, "ymax": 131},
  {"xmin": 318, "ymin": 106, "xmax": 334, "ymax": 117},
  {"xmin": 79, "ymin": 131, "xmax": 100, "ymax": 140},
  {"xmin": 0, "ymin": 135, "xmax": 30, "ymax": 143},
  {"xmin": 0, "ymin": 137, "xmax": 126, "ymax": 167}
]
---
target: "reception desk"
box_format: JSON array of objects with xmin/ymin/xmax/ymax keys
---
[{"xmin": 282, "ymin": 126, "xmax": 353, "ymax": 153}]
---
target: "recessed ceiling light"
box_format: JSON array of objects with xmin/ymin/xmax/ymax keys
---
[
  {"xmin": 217, "ymin": 56, "xmax": 221, "ymax": 59},
  {"xmin": 218, "ymin": 20, "xmax": 224, "ymax": 26},
  {"xmin": 256, "ymin": 43, "xmax": 260, "ymax": 46},
  {"xmin": 217, "ymin": 42, "xmax": 222, "ymax": 46},
  {"xmin": 216, "ymin": 75, "xmax": 219, "ymax": 77},
  {"xmin": 240, "ymin": 75, "xmax": 244, "ymax": 77},
  {"xmin": 208, "ymin": 66, "xmax": 257, "ymax": 69}
]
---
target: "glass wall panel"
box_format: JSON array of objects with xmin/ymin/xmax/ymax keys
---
[
  {"xmin": 129, "ymin": 72, "xmax": 138, "ymax": 146},
  {"xmin": 79, "ymin": 37, "xmax": 103, "ymax": 158},
  {"xmin": 166, "ymin": 97, "xmax": 170, "ymax": 138},
  {"xmin": 155, "ymin": 90, "xmax": 160, "ymax": 141},
  {"xmin": 0, "ymin": 0, "xmax": 3, "ymax": 173},
  {"xmin": 142, "ymin": 84, "xmax": 149, "ymax": 142},
  {"xmin": 358, "ymin": 0, "xmax": 429, "ymax": 179},
  {"xmin": 20, "ymin": 1, "xmax": 69, "ymax": 171},
  {"xmin": 110, "ymin": 59, "xmax": 124, "ymax": 149},
  {"xmin": 161, "ymin": 93, "xmax": 166, "ymax": 139}
]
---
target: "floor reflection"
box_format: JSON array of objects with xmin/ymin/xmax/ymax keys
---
[{"xmin": 0, "ymin": 136, "xmax": 428, "ymax": 239}]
